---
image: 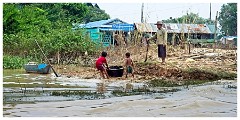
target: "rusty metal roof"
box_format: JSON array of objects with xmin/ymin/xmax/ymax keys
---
[
  {"xmin": 134, "ymin": 23, "xmax": 153, "ymax": 32},
  {"xmin": 134, "ymin": 23, "xmax": 214, "ymax": 34}
]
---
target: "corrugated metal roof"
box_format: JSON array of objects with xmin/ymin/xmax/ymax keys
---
[
  {"xmin": 135, "ymin": 23, "xmax": 155, "ymax": 32},
  {"xmin": 207, "ymin": 24, "xmax": 221, "ymax": 34},
  {"xmin": 135, "ymin": 23, "xmax": 215, "ymax": 34},
  {"xmin": 79, "ymin": 18, "xmax": 128, "ymax": 28},
  {"xmin": 206, "ymin": 24, "xmax": 215, "ymax": 33},
  {"xmin": 150, "ymin": 23, "xmax": 158, "ymax": 32}
]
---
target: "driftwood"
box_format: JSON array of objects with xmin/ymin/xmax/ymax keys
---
[
  {"xmin": 190, "ymin": 55, "xmax": 206, "ymax": 59},
  {"xmin": 177, "ymin": 51, "xmax": 236, "ymax": 60},
  {"xmin": 190, "ymin": 53, "xmax": 221, "ymax": 59},
  {"xmin": 177, "ymin": 54, "xmax": 200, "ymax": 59},
  {"xmin": 188, "ymin": 52, "xmax": 236, "ymax": 60}
]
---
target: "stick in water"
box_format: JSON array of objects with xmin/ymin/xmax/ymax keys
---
[{"xmin": 34, "ymin": 39, "xmax": 59, "ymax": 77}]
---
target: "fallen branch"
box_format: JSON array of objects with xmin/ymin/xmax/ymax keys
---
[
  {"xmin": 190, "ymin": 55, "xmax": 206, "ymax": 59},
  {"xmin": 177, "ymin": 54, "xmax": 200, "ymax": 59}
]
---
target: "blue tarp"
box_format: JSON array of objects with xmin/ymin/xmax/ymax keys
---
[
  {"xmin": 222, "ymin": 36, "xmax": 237, "ymax": 39},
  {"xmin": 112, "ymin": 24, "xmax": 134, "ymax": 31},
  {"xmin": 38, "ymin": 64, "xmax": 47, "ymax": 69}
]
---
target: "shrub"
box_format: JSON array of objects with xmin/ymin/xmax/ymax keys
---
[{"xmin": 3, "ymin": 55, "xmax": 28, "ymax": 69}]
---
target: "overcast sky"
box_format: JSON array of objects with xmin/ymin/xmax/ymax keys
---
[
  {"xmin": 1, "ymin": 0, "xmax": 236, "ymax": 24},
  {"xmin": 97, "ymin": 3, "xmax": 226, "ymax": 23}
]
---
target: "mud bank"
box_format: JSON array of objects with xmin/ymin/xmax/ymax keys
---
[
  {"xmin": 59, "ymin": 61, "xmax": 236, "ymax": 84},
  {"xmin": 135, "ymin": 62, "xmax": 237, "ymax": 81}
]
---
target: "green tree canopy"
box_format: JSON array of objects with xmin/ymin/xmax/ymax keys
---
[
  {"xmin": 218, "ymin": 3, "xmax": 237, "ymax": 36},
  {"xmin": 3, "ymin": 3, "xmax": 107, "ymax": 64},
  {"xmin": 163, "ymin": 12, "xmax": 214, "ymax": 24},
  {"xmin": 83, "ymin": 4, "xmax": 110, "ymax": 23}
]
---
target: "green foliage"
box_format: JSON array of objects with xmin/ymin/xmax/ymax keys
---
[
  {"xmin": 112, "ymin": 90, "xmax": 135, "ymax": 96},
  {"xmin": 163, "ymin": 12, "xmax": 214, "ymax": 24},
  {"xmin": 183, "ymin": 80, "xmax": 212, "ymax": 86},
  {"xmin": 83, "ymin": 4, "xmax": 110, "ymax": 23},
  {"xmin": 45, "ymin": 28, "xmax": 100, "ymax": 56},
  {"xmin": 216, "ymin": 71, "xmax": 237, "ymax": 79},
  {"xmin": 218, "ymin": 3, "xmax": 237, "ymax": 36},
  {"xmin": 148, "ymin": 79, "xmax": 212, "ymax": 87},
  {"xmin": 184, "ymin": 67, "xmax": 237, "ymax": 80},
  {"xmin": 3, "ymin": 3, "xmax": 105, "ymax": 65},
  {"xmin": 148, "ymin": 79, "xmax": 180, "ymax": 87},
  {"xmin": 3, "ymin": 4, "xmax": 51, "ymax": 35},
  {"xmin": 3, "ymin": 55, "xmax": 27, "ymax": 69},
  {"xmin": 3, "ymin": 4, "xmax": 20, "ymax": 34},
  {"xmin": 51, "ymin": 91, "xmax": 102, "ymax": 97},
  {"xmin": 34, "ymin": 3, "xmax": 89, "ymax": 24}
]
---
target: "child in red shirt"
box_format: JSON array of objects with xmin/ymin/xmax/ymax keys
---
[{"xmin": 96, "ymin": 51, "xmax": 109, "ymax": 79}]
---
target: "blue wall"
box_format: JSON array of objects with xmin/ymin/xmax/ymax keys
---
[{"xmin": 87, "ymin": 28, "xmax": 111, "ymax": 47}]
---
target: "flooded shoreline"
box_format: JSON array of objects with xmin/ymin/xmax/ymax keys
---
[
  {"xmin": 3, "ymin": 80, "xmax": 237, "ymax": 117},
  {"xmin": 3, "ymin": 69, "xmax": 237, "ymax": 117}
]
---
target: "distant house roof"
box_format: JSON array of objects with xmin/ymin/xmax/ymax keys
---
[
  {"xmin": 134, "ymin": 23, "xmax": 155, "ymax": 33},
  {"xmin": 207, "ymin": 24, "xmax": 221, "ymax": 34},
  {"xmin": 135, "ymin": 23, "xmax": 217, "ymax": 34},
  {"xmin": 78, "ymin": 18, "xmax": 128, "ymax": 29},
  {"xmin": 207, "ymin": 24, "xmax": 215, "ymax": 33},
  {"xmin": 76, "ymin": 18, "xmax": 134, "ymax": 31}
]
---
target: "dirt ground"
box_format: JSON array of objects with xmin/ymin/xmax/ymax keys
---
[{"xmin": 59, "ymin": 44, "xmax": 237, "ymax": 82}]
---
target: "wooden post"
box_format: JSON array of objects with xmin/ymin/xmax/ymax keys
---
[
  {"xmin": 213, "ymin": 11, "xmax": 218, "ymax": 52},
  {"xmin": 57, "ymin": 50, "xmax": 60, "ymax": 65},
  {"xmin": 187, "ymin": 27, "xmax": 190, "ymax": 54},
  {"xmin": 172, "ymin": 33, "xmax": 175, "ymax": 46},
  {"xmin": 34, "ymin": 39, "xmax": 59, "ymax": 77},
  {"xmin": 188, "ymin": 42, "xmax": 191, "ymax": 54},
  {"xmin": 112, "ymin": 31, "xmax": 115, "ymax": 47}
]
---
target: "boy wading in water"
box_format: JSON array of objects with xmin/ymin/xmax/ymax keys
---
[
  {"xmin": 96, "ymin": 51, "xmax": 110, "ymax": 79},
  {"xmin": 125, "ymin": 52, "xmax": 134, "ymax": 78}
]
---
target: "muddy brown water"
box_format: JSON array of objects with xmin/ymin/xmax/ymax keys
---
[{"xmin": 3, "ymin": 69, "xmax": 237, "ymax": 117}]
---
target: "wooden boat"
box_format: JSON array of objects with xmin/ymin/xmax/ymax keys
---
[{"xmin": 24, "ymin": 62, "xmax": 51, "ymax": 74}]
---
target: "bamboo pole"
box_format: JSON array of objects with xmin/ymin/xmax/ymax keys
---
[{"xmin": 34, "ymin": 39, "xmax": 59, "ymax": 77}]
